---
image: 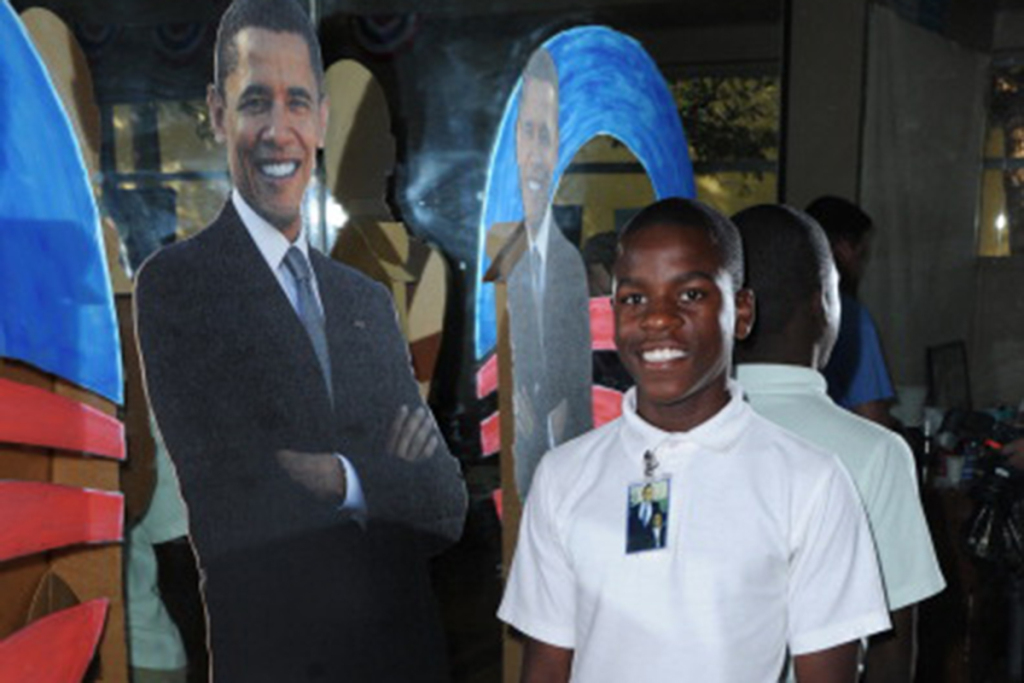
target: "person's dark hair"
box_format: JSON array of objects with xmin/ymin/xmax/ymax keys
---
[
  {"xmin": 618, "ymin": 197, "xmax": 744, "ymax": 290},
  {"xmin": 732, "ymin": 204, "xmax": 833, "ymax": 338},
  {"xmin": 805, "ymin": 195, "xmax": 873, "ymax": 247},
  {"xmin": 214, "ymin": 0, "xmax": 325, "ymax": 98},
  {"xmin": 522, "ymin": 47, "xmax": 559, "ymax": 95},
  {"xmin": 582, "ymin": 231, "xmax": 618, "ymax": 270}
]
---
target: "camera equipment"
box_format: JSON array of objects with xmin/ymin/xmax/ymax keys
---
[
  {"xmin": 957, "ymin": 412, "xmax": 1024, "ymax": 574},
  {"xmin": 965, "ymin": 460, "xmax": 1024, "ymax": 571}
]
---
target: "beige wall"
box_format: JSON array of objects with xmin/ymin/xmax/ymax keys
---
[
  {"xmin": 971, "ymin": 256, "xmax": 1024, "ymax": 407},
  {"xmin": 782, "ymin": 0, "xmax": 867, "ymax": 206}
]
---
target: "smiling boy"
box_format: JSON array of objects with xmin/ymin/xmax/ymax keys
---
[{"xmin": 498, "ymin": 198, "xmax": 890, "ymax": 683}]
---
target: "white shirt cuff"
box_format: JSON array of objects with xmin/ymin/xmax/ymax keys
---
[{"xmin": 336, "ymin": 455, "xmax": 367, "ymax": 517}]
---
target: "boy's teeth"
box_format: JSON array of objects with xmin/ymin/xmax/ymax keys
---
[
  {"xmin": 643, "ymin": 348, "xmax": 686, "ymax": 363},
  {"xmin": 261, "ymin": 162, "xmax": 297, "ymax": 178}
]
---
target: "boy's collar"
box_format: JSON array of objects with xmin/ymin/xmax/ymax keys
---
[
  {"xmin": 735, "ymin": 364, "xmax": 828, "ymax": 394},
  {"xmin": 618, "ymin": 380, "xmax": 750, "ymax": 463}
]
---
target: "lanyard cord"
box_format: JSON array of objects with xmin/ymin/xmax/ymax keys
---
[{"xmin": 643, "ymin": 449, "xmax": 659, "ymax": 479}]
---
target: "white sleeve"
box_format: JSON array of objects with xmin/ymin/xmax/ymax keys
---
[
  {"xmin": 142, "ymin": 418, "xmax": 190, "ymax": 544},
  {"xmin": 788, "ymin": 461, "xmax": 891, "ymax": 655},
  {"xmin": 336, "ymin": 455, "xmax": 367, "ymax": 515},
  {"xmin": 861, "ymin": 438, "xmax": 945, "ymax": 611},
  {"xmin": 497, "ymin": 460, "xmax": 577, "ymax": 648}
]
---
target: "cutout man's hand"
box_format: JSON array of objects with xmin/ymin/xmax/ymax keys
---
[
  {"xmin": 387, "ymin": 406, "xmax": 439, "ymax": 463},
  {"xmin": 275, "ymin": 450, "xmax": 346, "ymax": 501},
  {"xmin": 515, "ymin": 385, "xmax": 536, "ymax": 439},
  {"xmin": 547, "ymin": 398, "xmax": 569, "ymax": 446}
]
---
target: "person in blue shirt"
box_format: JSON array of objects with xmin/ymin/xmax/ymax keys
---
[{"xmin": 806, "ymin": 196, "xmax": 895, "ymax": 428}]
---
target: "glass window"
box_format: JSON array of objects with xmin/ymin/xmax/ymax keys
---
[
  {"xmin": 980, "ymin": 61, "xmax": 1024, "ymax": 257},
  {"xmin": 669, "ymin": 70, "xmax": 780, "ymax": 216},
  {"xmin": 104, "ymin": 99, "xmax": 229, "ymax": 267},
  {"xmin": 552, "ymin": 71, "xmax": 781, "ymax": 226}
]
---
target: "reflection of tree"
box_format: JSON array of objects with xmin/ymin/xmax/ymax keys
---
[
  {"xmin": 181, "ymin": 100, "xmax": 215, "ymax": 145},
  {"xmin": 991, "ymin": 68, "xmax": 1024, "ymax": 254},
  {"xmin": 670, "ymin": 76, "xmax": 779, "ymax": 169},
  {"xmin": 107, "ymin": 100, "xmax": 227, "ymax": 246}
]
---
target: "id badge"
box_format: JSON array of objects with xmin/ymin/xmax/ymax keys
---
[{"xmin": 625, "ymin": 476, "xmax": 671, "ymax": 554}]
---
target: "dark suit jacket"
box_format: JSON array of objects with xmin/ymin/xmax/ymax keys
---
[
  {"xmin": 507, "ymin": 219, "xmax": 593, "ymax": 497},
  {"xmin": 135, "ymin": 202, "xmax": 467, "ymax": 682}
]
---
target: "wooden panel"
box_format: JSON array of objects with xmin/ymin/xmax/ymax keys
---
[
  {"xmin": 53, "ymin": 375, "xmax": 126, "ymax": 683},
  {"xmin": 0, "ymin": 599, "xmax": 108, "ymax": 683},
  {"xmin": 495, "ymin": 281, "xmax": 524, "ymax": 683},
  {"xmin": 0, "ymin": 555, "xmax": 48, "ymax": 640},
  {"xmin": 0, "ymin": 359, "xmax": 52, "ymax": 390},
  {"xmin": 0, "ymin": 363, "xmax": 57, "ymax": 642},
  {"xmin": 0, "ymin": 360, "xmax": 128, "ymax": 682},
  {"xmin": 0, "ymin": 444, "xmax": 51, "ymax": 482},
  {"xmin": 51, "ymin": 545, "xmax": 126, "ymax": 683},
  {"xmin": 115, "ymin": 294, "xmax": 157, "ymax": 527}
]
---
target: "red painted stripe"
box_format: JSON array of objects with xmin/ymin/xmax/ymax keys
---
[
  {"xmin": 492, "ymin": 488, "xmax": 503, "ymax": 523},
  {"xmin": 477, "ymin": 388, "xmax": 622, "ymax": 456},
  {"xmin": 476, "ymin": 354, "xmax": 499, "ymax": 399},
  {"xmin": 592, "ymin": 385, "xmax": 624, "ymax": 428},
  {"xmin": 479, "ymin": 410, "xmax": 500, "ymax": 456},
  {"xmin": 0, "ymin": 377, "xmax": 125, "ymax": 460},
  {"xmin": 0, "ymin": 600, "xmax": 108, "ymax": 683},
  {"xmin": 590, "ymin": 297, "xmax": 616, "ymax": 351},
  {"xmin": 0, "ymin": 482, "xmax": 123, "ymax": 562}
]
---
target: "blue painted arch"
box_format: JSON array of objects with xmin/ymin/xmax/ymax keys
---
[
  {"xmin": 0, "ymin": 2, "xmax": 122, "ymax": 403},
  {"xmin": 475, "ymin": 25, "xmax": 696, "ymax": 358}
]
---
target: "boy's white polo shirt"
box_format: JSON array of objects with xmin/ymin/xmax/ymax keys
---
[{"xmin": 499, "ymin": 384, "xmax": 890, "ymax": 682}]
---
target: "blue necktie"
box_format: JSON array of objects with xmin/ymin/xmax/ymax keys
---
[
  {"xmin": 530, "ymin": 246, "xmax": 545, "ymax": 353},
  {"xmin": 283, "ymin": 247, "xmax": 333, "ymax": 403}
]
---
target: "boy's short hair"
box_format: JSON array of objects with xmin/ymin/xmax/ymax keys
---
[
  {"xmin": 214, "ymin": 0, "xmax": 325, "ymax": 98},
  {"xmin": 618, "ymin": 197, "xmax": 744, "ymax": 290},
  {"xmin": 805, "ymin": 195, "xmax": 872, "ymax": 247},
  {"xmin": 732, "ymin": 204, "xmax": 833, "ymax": 337}
]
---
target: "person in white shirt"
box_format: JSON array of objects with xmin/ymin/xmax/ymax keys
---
[
  {"xmin": 499, "ymin": 197, "xmax": 890, "ymax": 682},
  {"xmin": 126, "ymin": 421, "xmax": 195, "ymax": 683},
  {"xmin": 733, "ymin": 204, "xmax": 945, "ymax": 682}
]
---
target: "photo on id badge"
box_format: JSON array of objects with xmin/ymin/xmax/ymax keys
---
[{"xmin": 626, "ymin": 478, "xmax": 670, "ymax": 553}]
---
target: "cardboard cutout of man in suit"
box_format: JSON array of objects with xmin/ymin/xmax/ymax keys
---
[
  {"xmin": 134, "ymin": 1, "xmax": 467, "ymax": 680},
  {"xmin": 626, "ymin": 483, "xmax": 666, "ymax": 553},
  {"xmin": 508, "ymin": 47, "xmax": 593, "ymax": 498}
]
